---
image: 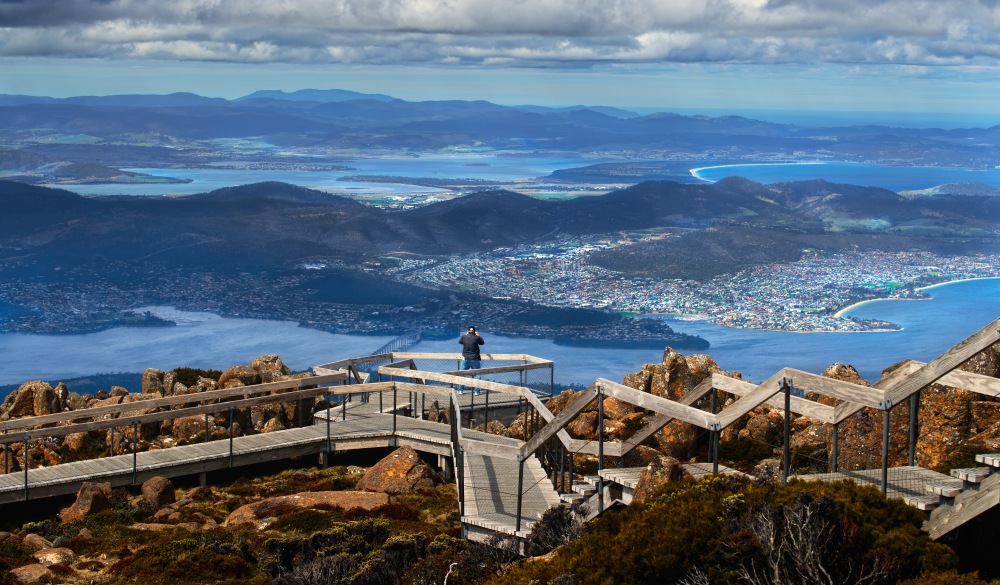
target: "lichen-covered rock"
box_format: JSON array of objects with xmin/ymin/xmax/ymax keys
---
[
  {"xmin": 142, "ymin": 368, "xmax": 165, "ymax": 394},
  {"xmin": 172, "ymin": 416, "xmax": 214, "ymax": 443},
  {"xmin": 59, "ymin": 481, "xmax": 112, "ymax": 524},
  {"xmin": 21, "ymin": 534, "xmax": 52, "ymax": 551},
  {"xmin": 250, "ymin": 354, "xmax": 292, "ymax": 383},
  {"xmin": 218, "ymin": 365, "xmax": 260, "ymax": 389},
  {"xmin": 356, "ymin": 446, "xmax": 440, "ymax": 494},
  {"xmin": 141, "ymin": 476, "xmax": 176, "ymax": 511},
  {"xmin": 33, "ymin": 547, "xmax": 75, "ymax": 566},
  {"xmin": 223, "ymin": 491, "xmax": 388, "ymax": 526},
  {"xmin": 631, "ymin": 455, "xmax": 682, "ymax": 503}
]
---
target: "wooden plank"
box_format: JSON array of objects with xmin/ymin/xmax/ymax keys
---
[
  {"xmin": 461, "ymin": 440, "xmax": 522, "ymax": 460},
  {"xmin": 438, "ymin": 361, "xmax": 553, "ymax": 377},
  {"xmin": 377, "ymin": 368, "xmax": 526, "ymax": 395},
  {"xmin": 719, "ymin": 373, "xmax": 836, "ymax": 423},
  {"xmin": 922, "ymin": 365, "xmax": 1000, "ymax": 398},
  {"xmin": 599, "ymin": 379, "xmax": 715, "ymax": 429},
  {"xmin": 618, "ymin": 379, "xmax": 717, "ymax": 455},
  {"xmin": 520, "ymin": 388, "xmax": 597, "ymax": 459},
  {"xmin": 780, "ymin": 369, "xmax": 883, "ymax": 410},
  {"xmin": 314, "ymin": 353, "xmax": 394, "ymax": 370},
  {"xmin": 521, "ymin": 386, "xmax": 579, "ymax": 451},
  {"xmin": 394, "ymin": 353, "xmax": 551, "ymax": 365},
  {"xmin": 382, "ymin": 359, "xmax": 416, "ymax": 370},
  {"xmin": 884, "ymin": 316, "xmax": 1000, "ymax": 407},
  {"xmin": 713, "ymin": 370, "xmax": 788, "ymax": 429}
]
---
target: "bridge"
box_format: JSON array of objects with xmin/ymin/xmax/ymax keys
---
[{"xmin": 1, "ymin": 318, "xmax": 1000, "ymax": 543}]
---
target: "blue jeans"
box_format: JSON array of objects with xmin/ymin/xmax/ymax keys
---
[{"xmin": 460, "ymin": 359, "xmax": 481, "ymax": 393}]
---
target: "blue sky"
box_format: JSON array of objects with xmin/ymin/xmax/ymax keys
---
[{"xmin": 2, "ymin": 0, "xmax": 1000, "ymax": 119}]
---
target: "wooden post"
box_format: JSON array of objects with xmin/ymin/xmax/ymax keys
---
[{"xmin": 782, "ymin": 378, "xmax": 791, "ymax": 484}]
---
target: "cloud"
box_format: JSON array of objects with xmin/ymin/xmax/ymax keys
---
[{"xmin": 2, "ymin": 0, "xmax": 1000, "ymax": 68}]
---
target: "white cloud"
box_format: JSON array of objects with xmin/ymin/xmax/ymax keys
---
[{"xmin": 1, "ymin": 0, "xmax": 1000, "ymax": 68}]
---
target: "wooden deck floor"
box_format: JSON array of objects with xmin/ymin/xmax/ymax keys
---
[{"xmin": 794, "ymin": 466, "xmax": 952, "ymax": 510}]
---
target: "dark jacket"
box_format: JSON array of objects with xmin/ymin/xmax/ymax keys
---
[{"xmin": 459, "ymin": 333, "xmax": 485, "ymax": 360}]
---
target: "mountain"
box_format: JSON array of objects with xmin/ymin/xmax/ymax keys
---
[
  {"xmin": 2, "ymin": 178, "xmax": 999, "ymax": 280},
  {"xmin": 237, "ymin": 88, "xmax": 397, "ymax": 102}
]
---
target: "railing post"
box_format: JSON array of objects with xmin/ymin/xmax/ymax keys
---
[
  {"xmin": 132, "ymin": 421, "xmax": 139, "ymax": 484},
  {"xmin": 325, "ymin": 389, "xmax": 332, "ymax": 468},
  {"xmin": 23, "ymin": 435, "xmax": 29, "ymax": 501},
  {"xmin": 469, "ymin": 391, "xmax": 475, "ymax": 429},
  {"xmin": 392, "ymin": 384, "xmax": 398, "ymax": 441},
  {"xmin": 109, "ymin": 427, "xmax": 114, "ymax": 458},
  {"xmin": 550, "ymin": 363, "xmax": 555, "ymax": 398},
  {"xmin": 909, "ymin": 391, "xmax": 919, "ymax": 467},
  {"xmin": 484, "ymin": 389, "xmax": 490, "ymax": 429},
  {"xmin": 597, "ymin": 383, "xmax": 604, "ymax": 514},
  {"xmin": 297, "ymin": 397, "xmax": 303, "ymax": 428},
  {"xmin": 559, "ymin": 444, "xmax": 566, "ymax": 493},
  {"xmin": 229, "ymin": 405, "xmax": 235, "ymax": 468},
  {"xmin": 342, "ymin": 380, "xmax": 347, "ymax": 421},
  {"xmin": 831, "ymin": 423, "xmax": 839, "ymax": 472},
  {"xmin": 881, "ymin": 408, "xmax": 890, "ymax": 494},
  {"xmin": 782, "ymin": 378, "xmax": 791, "ymax": 484},
  {"xmin": 204, "ymin": 413, "xmax": 210, "ymax": 442},
  {"xmin": 516, "ymin": 456, "xmax": 525, "ymax": 534}
]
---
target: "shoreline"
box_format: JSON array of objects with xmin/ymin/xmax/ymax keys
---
[
  {"xmin": 834, "ymin": 276, "xmax": 1000, "ymax": 318},
  {"xmin": 689, "ymin": 161, "xmax": 827, "ymax": 182}
]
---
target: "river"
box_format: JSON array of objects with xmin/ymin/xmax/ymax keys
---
[{"xmin": 2, "ymin": 279, "xmax": 999, "ymax": 391}]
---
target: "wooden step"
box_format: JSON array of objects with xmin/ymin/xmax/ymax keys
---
[
  {"xmin": 951, "ymin": 467, "xmax": 992, "ymax": 484},
  {"xmin": 926, "ymin": 478, "xmax": 965, "ymax": 498},
  {"xmin": 572, "ymin": 482, "xmax": 596, "ymax": 497},
  {"xmin": 975, "ymin": 453, "xmax": 1000, "ymax": 469}
]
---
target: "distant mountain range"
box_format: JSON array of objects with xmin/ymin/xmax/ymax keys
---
[
  {"xmin": 1, "ymin": 178, "xmax": 998, "ymax": 280},
  {"xmin": 2, "ymin": 89, "xmax": 999, "ymax": 170}
]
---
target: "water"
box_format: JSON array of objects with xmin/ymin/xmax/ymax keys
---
[
  {"xmin": 44, "ymin": 154, "xmax": 617, "ymax": 197},
  {"xmin": 692, "ymin": 162, "xmax": 1000, "ymax": 192},
  {"xmin": 1, "ymin": 279, "xmax": 998, "ymax": 390}
]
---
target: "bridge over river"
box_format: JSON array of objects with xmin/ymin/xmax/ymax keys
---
[{"xmin": 3, "ymin": 319, "xmax": 1000, "ymax": 543}]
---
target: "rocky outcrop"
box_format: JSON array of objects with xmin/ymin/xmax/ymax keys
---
[
  {"xmin": 356, "ymin": 446, "xmax": 440, "ymax": 495},
  {"xmin": 0, "ymin": 381, "xmax": 62, "ymax": 420},
  {"xmin": 223, "ymin": 491, "xmax": 388, "ymax": 526},
  {"xmin": 59, "ymin": 481, "xmax": 112, "ymax": 524},
  {"xmin": 218, "ymin": 365, "xmax": 260, "ymax": 389},
  {"xmin": 250, "ymin": 354, "xmax": 293, "ymax": 383},
  {"xmin": 631, "ymin": 455, "xmax": 682, "ymax": 503}
]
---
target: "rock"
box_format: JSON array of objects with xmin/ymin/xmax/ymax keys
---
[
  {"xmin": 110, "ymin": 386, "xmax": 129, "ymax": 398},
  {"xmin": 142, "ymin": 369, "xmax": 165, "ymax": 394},
  {"xmin": 21, "ymin": 533, "xmax": 52, "ymax": 551},
  {"xmin": 33, "ymin": 547, "xmax": 75, "ymax": 566},
  {"xmin": 480, "ymin": 420, "xmax": 507, "ymax": 435},
  {"xmin": 3, "ymin": 381, "xmax": 58, "ymax": 418},
  {"xmin": 621, "ymin": 445, "xmax": 665, "ymax": 468},
  {"xmin": 261, "ymin": 417, "xmax": 286, "ymax": 434},
  {"xmin": 141, "ymin": 476, "xmax": 176, "ymax": 511},
  {"xmin": 162, "ymin": 371, "xmax": 177, "ymax": 396},
  {"xmin": 356, "ymin": 446, "xmax": 440, "ymax": 494},
  {"xmin": 752, "ymin": 458, "xmax": 783, "ymax": 482},
  {"xmin": 189, "ymin": 485, "xmax": 215, "ymax": 501},
  {"xmin": 218, "ymin": 365, "xmax": 260, "ymax": 389},
  {"xmin": 65, "ymin": 392, "xmax": 88, "ymax": 411},
  {"xmin": 223, "ymin": 491, "xmax": 389, "ymax": 526},
  {"xmin": 250, "ymin": 355, "xmax": 292, "ymax": 383},
  {"xmin": 631, "ymin": 455, "xmax": 682, "ymax": 503},
  {"xmin": 59, "ymin": 481, "xmax": 113, "ymax": 524},
  {"xmin": 8, "ymin": 563, "xmax": 52, "ymax": 584},
  {"xmin": 172, "ymin": 415, "xmax": 214, "ymax": 443},
  {"xmin": 130, "ymin": 522, "xmax": 200, "ymax": 532}
]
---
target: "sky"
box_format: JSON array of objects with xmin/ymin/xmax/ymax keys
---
[{"xmin": 2, "ymin": 0, "xmax": 1000, "ymax": 119}]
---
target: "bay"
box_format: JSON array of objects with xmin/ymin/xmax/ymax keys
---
[
  {"xmin": 691, "ymin": 162, "xmax": 1000, "ymax": 192},
  {"xmin": 44, "ymin": 154, "xmax": 616, "ymax": 197},
  {"xmin": 1, "ymin": 278, "xmax": 998, "ymax": 391}
]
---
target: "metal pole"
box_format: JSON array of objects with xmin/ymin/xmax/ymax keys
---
[
  {"xmin": 421, "ymin": 393, "xmax": 426, "ymax": 421},
  {"xmin": 516, "ymin": 457, "xmax": 525, "ymax": 534},
  {"xmin": 909, "ymin": 392, "xmax": 919, "ymax": 467},
  {"xmin": 109, "ymin": 427, "xmax": 114, "ymax": 458},
  {"xmin": 559, "ymin": 445, "xmax": 566, "ymax": 493},
  {"xmin": 205, "ymin": 413, "xmax": 209, "ymax": 442},
  {"xmin": 484, "ymin": 390, "xmax": 490, "ymax": 428},
  {"xmin": 297, "ymin": 398, "xmax": 303, "ymax": 428},
  {"xmin": 712, "ymin": 430, "xmax": 719, "ymax": 475},
  {"xmin": 378, "ymin": 373, "xmax": 383, "ymax": 412},
  {"xmin": 342, "ymin": 380, "xmax": 347, "ymax": 421},
  {"xmin": 326, "ymin": 390, "xmax": 332, "ymax": 467},
  {"xmin": 229, "ymin": 406, "xmax": 235, "ymax": 468},
  {"xmin": 550, "ymin": 363, "xmax": 555, "ymax": 398},
  {"xmin": 392, "ymin": 385, "xmax": 398, "ymax": 440},
  {"xmin": 132, "ymin": 421, "xmax": 138, "ymax": 484},
  {"xmin": 831, "ymin": 423, "xmax": 839, "ymax": 472},
  {"xmin": 881, "ymin": 408, "xmax": 890, "ymax": 494},
  {"xmin": 23, "ymin": 435, "xmax": 29, "ymax": 501},
  {"xmin": 597, "ymin": 384, "xmax": 605, "ymax": 514},
  {"xmin": 469, "ymin": 391, "xmax": 475, "ymax": 429},
  {"xmin": 782, "ymin": 379, "xmax": 791, "ymax": 484}
]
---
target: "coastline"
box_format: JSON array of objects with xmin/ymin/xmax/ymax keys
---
[
  {"xmin": 689, "ymin": 161, "xmax": 827, "ymax": 182},
  {"xmin": 834, "ymin": 276, "xmax": 1000, "ymax": 318}
]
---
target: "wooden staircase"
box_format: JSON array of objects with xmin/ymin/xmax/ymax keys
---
[{"xmin": 925, "ymin": 454, "xmax": 1000, "ymax": 539}]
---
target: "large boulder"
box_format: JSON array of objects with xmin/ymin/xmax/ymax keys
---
[
  {"xmin": 142, "ymin": 368, "xmax": 165, "ymax": 394},
  {"xmin": 141, "ymin": 476, "xmax": 176, "ymax": 511},
  {"xmin": 8, "ymin": 563, "xmax": 52, "ymax": 584},
  {"xmin": 356, "ymin": 446, "xmax": 440, "ymax": 495},
  {"xmin": 250, "ymin": 355, "xmax": 292, "ymax": 383},
  {"xmin": 218, "ymin": 365, "xmax": 260, "ymax": 389},
  {"xmin": 59, "ymin": 481, "xmax": 113, "ymax": 524},
  {"xmin": 1, "ymin": 381, "xmax": 60, "ymax": 419},
  {"xmin": 223, "ymin": 491, "xmax": 388, "ymax": 526}
]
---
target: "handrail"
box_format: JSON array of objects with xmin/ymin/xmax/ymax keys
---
[
  {"xmin": 0, "ymin": 373, "xmax": 345, "ymax": 434},
  {"xmin": 0, "ymin": 386, "xmax": 330, "ymax": 445}
]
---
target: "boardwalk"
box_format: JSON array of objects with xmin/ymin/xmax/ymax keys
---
[{"xmin": 2, "ymin": 317, "xmax": 1000, "ymax": 542}]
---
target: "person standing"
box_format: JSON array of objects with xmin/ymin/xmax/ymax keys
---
[{"xmin": 458, "ymin": 326, "xmax": 485, "ymax": 394}]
